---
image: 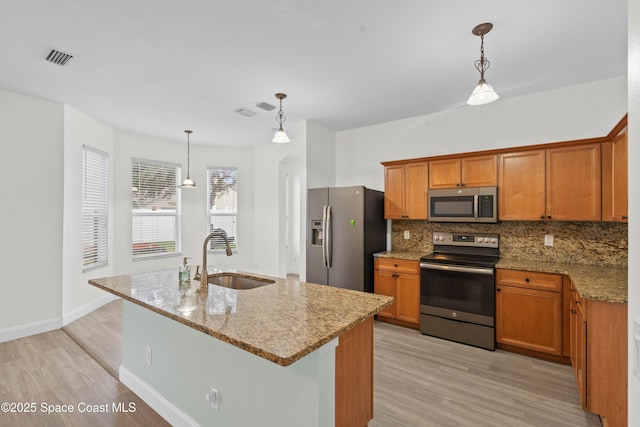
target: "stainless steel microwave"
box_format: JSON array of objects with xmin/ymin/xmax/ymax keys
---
[{"xmin": 427, "ymin": 187, "xmax": 497, "ymax": 223}]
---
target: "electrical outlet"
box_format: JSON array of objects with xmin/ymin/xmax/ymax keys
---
[
  {"xmin": 544, "ymin": 234, "xmax": 554, "ymax": 247},
  {"xmin": 403, "ymin": 230, "xmax": 410, "ymax": 240},
  {"xmin": 145, "ymin": 346, "xmax": 152, "ymax": 365},
  {"xmin": 205, "ymin": 387, "xmax": 219, "ymax": 411}
]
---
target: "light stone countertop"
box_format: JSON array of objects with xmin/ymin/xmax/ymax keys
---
[
  {"xmin": 374, "ymin": 250, "xmax": 425, "ymax": 261},
  {"xmin": 374, "ymin": 251, "xmax": 628, "ymax": 304},
  {"xmin": 496, "ymin": 258, "xmax": 627, "ymax": 304},
  {"xmin": 89, "ymin": 270, "xmax": 393, "ymax": 366}
]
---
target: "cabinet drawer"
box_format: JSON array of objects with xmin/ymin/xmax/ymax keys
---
[
  {"xmin": 496, "ymin": 269, "xmax": 562, "ymax": 292},
  {"xmin": 375, "ymin": 258, "xmax": 420, "ymax": 275}
]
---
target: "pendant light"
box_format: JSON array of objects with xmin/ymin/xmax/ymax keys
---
[
  {"xmin": 467, "ymin": 22, "xmax": 499, "ymax": 106},
  {"xmin": 272, "ymin": 93, "xmax": 290, "ymax": 143},
  {"xmin": 179, "ymin": 130, "xmax": 198, "ymax": 188}
]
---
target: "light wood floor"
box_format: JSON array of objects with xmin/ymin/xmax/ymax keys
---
[
  {"xmin": 370, "ymin": 321, "xmax": 601, "ymax": 427},
  {"xmin": 0, "ymin": 327, "xmax": 168, "ymax": 426},
  {"xmin": 1, "ymin": 300, "xmax": 601, "ymax": 426}
]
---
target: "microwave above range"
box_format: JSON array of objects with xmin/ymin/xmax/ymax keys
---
[{"xmin": 427, "ymin": 186, "xmax": 497, "ymax": 223}]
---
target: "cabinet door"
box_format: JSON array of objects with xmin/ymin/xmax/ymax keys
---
[
  {"xmin": 570, "ymin": 298, "xmax": 587, "ymax": 409},
  {"xmin": 461, "ymin": 154, "xmax": 497, "ymax": 187},
  {"xmin": 374, "ymin": 269, "xmax": 396, "ymax": 318},
  {"xmin": 546, "ymin": 144, "xmax": 601, "ymax": 221},
  {"xmin": 384, "ymin": 165, "xmax": 405, "ymax": 219},
  {"xmin": 498, "ymin": 150, "xmax": 546, "ymax": 220},
  {"xmin": 404, "ymin": 162, "xmax": 428, "ymax": 219},
  {"xmin": 429, "ymin": 158, "xmax": 461, "ymax": 189},
  {"xmin": 496, "ymin": 285, "xmax": 563, "ymax": 355},
  {"xmin": 602, "ymin": 128, "xmax": 628, "ymax": 222},
  {"xmin": 395, "ymin": 274, "xmax": 420, "ymax": 324}
]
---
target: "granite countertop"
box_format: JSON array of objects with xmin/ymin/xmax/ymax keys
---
[
  {"xmin": 374, "ymin": 250, "xmax": 425, "ymax": 261},
  {"xmin": 89, "ymin": 270, "xmax": 393, "ymax": 367},
  {"xmin": 496, "ymin": 258, "xmax": 628, "ymax": 304},
  {"xmin": 374, "ymin": 251, "xmax": 627, "ymax": 304}
]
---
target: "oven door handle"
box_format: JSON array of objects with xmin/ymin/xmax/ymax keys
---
[{"xmin": 420, "ymin": 262, "xmax": 494, "ymax": 275}]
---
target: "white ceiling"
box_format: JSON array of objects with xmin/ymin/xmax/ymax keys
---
[{"xmin": 0, "ymin": 0, "xmax": 627, "ymax": 148}]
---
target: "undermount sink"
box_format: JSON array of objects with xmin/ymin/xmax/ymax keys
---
[{"xmin": 207, "ymin": 274, "xmax": 275, "ymax": 290}]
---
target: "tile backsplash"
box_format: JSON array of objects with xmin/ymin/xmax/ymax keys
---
[{"xmin": 391, "ymin": 220, "xmax": 628, "ymax": 267}]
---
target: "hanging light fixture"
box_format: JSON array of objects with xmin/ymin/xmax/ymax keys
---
[
  {"xmin": 272, "ymin": 93, "xmax": 290, "ymax": 143},
  {"xmin": 179, "ymin": 130, "xmax": 198, "ymax": 188},
  {"xmin": 467, "ymin": 22, "xmax": 499, "ymax": 106}
]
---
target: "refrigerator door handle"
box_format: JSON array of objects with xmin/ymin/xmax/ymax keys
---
[
  {"xmin": 326, "ymin": 205, "xmax": 332, "ymax": 268},
  {"xmin": 322, "ymin": 205, "xmax": 328, "ymax": 268}
]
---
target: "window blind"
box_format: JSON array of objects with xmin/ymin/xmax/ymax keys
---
[
  {"xmin": 82, "ymin": 145, "xmax": 109, "ymax": 271},
  {"xmin": 208, "ymin": 167, "xmax": 238, "ymax": 252},
  {"xmin": 132, "ymin": 158, "xmax": 181, "ymax": 259}
]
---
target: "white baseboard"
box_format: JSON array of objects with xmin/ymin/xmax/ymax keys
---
[
  {"xmin": 119, "ymin": 365, "xmax": 200, "ymax": 427},
  {"xmin": 0, "ymin": 317, "xmax": 62, "ymax": 343},
  {"xmin": 62, "ymin": 293, "xmax": 119, "ymax": 326}
]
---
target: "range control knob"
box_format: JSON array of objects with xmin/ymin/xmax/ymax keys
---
[
  {"xmin": 478, "ymin": 237, "xmax": 485, "ymax": 243},
  {"xmin": 491, "ymin": 238, "xmax": 497, "ymax": 243}
]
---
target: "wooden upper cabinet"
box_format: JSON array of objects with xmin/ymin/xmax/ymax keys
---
[
  {"xmin": 384, "ymin": 165, "xmax": 406, "ymax": 219},
  {"xmin": 429, "ymin": 154, "xmax": 496, "ymax": 189},
  {"xmin": 498, "ymin": 150, "xmax": 546, "ymax": 220},
  {"xmin": 602, "ymin": 123, "xmax": 628, "ymax": 222},
  {"xmin": 384, "ymin": 162, "xmax": 428, "ymax": 219},
  {"xmin": 499, "ymin": 144, "xmax": 601, "ymax": 221},
  {"xmin": 546, "ymin": 143, "xmax": 601, "ymax": 221}
]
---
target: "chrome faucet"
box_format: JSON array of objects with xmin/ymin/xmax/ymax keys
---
[{"xmin": 200, "ymin": 229, "xmax": 233, "ymax": 293}]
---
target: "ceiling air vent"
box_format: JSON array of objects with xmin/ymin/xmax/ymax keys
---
[
  {"xmin": 235, "ymin": 108, "xmax": 257, "ymax": 117},
  {"xmin": 43, "ymin": 48, "xmax": 74, "ymax": 66},
  {"xmin": 256, "ymin": 102, "xmax": 276, "ymax": 111}
]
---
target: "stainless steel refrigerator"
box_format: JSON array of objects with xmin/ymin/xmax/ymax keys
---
[{"xmin": 306, "ymin": 186, "xmax": 386, "ymax": 292}]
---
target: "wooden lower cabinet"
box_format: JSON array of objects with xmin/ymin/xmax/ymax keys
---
[
  {"xmin": 374, "ymin": 258, "xmax": 420, "ymax": 329},
  {"xmin": 569, "ymin": 281, "xmax": 628, "ymax": 427},
  {"xmin": 335, "ymin": 317, "xmax": 373, "ymax": 427},
  {"xmin": 569, "ymin": 285, "xmax": 587, "ymax": 408},
  {"xmin": 495, "ymin": 270, "xmax": 563, "ymax": 357}
]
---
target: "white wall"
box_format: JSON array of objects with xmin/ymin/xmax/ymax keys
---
[
  {"xmin": 0, "ymin": 89, "xmax": 64, "ymax": 340},
  {"xmin": 335, "ymin": 76, "xmax": 627, "ymax": 189},
  {"xmin": 253, "ymin": 121, "xmax": 305, "ymax": 278},
  {"xmin": 627, "ymin": 0, "xmax": 639, "ymax": 424},
  {"xmin": 112, "ymin": 130, "xmax": 255, "ymax": 276},
  {"xmin": 62, "ymin": 106, "xmax": 116, "ymax": 324},
  {"xmin": 306, "ymin": 121, "xmax": 336, "ymax": 189}
]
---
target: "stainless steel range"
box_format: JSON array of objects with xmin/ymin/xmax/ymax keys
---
[{"xmin": 419, "ymin": 231, "xmax": 499, "ymax": 350}]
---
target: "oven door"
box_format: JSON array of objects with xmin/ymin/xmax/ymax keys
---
[{"xmin": 420, "ymin": 262, "xmax": 495, "ymax": 327}]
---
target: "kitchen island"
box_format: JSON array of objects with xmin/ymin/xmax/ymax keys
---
[{"xmin": 89, "ymin": 270, "xmax": 392, "ymax": 427}]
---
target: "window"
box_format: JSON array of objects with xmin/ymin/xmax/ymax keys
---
[
  {"xmin": 82, "ymin": 145, "xmax": 109, "ymax": 271},
  {"xmin": 207, "ymin": 167, "xmax": 238, "ymax": 252},
  {"xmin": 132, "ymin": 158, "xmax": 181, "ymax": 259}
]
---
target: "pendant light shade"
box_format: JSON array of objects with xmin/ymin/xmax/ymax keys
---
[
  {"xmin": 179, "ymin": 130, "xmax": 198, "ymax": 188},
  {"xmin": 467, "ymin": 23, "xmax": 499, "ymax": 106},
  {"xmin": 272, "ymin": 93, "xmax": 290, "ymax": 143}
]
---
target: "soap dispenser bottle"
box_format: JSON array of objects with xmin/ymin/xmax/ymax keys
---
[{"xmin": 179, "ymin": 257, "xmax": 191, "ymax": 284}]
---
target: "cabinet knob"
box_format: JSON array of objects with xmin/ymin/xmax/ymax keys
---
[
  {"xmin": 576, "ymin": 300, "xmax": 581, "ymax": 305},
  {"xmin": 496, "ymin": 288, "xmax": 501, "ymax": 292},
  {"xmin": 461, "ymin": 183, "xmax": 466, "ymax": 187},
  {"xmin": 622, "ymin": 215, "xmax": 628, "ymax": 220},
  {"xmin": 525, "ymin": 277, "xmax": 530, "ymax": 283},
  {"xmin": 547, "ymin": 215, "xmax": 552, "ymax": 219},
  {"xmin": 540, "ymin": 215, "xmax": 545, "ymax": 219},
  {"xmin": 571, "ymin": 309, "xmax": 576, "ymax": 315},
  {"xmin": 456, "ymin": 183, "xmax": 461, "ymax": 187}
]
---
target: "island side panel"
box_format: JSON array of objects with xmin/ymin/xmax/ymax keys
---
[
  {"xmin": 120, "ymin": 301, "xmax": 336, "ymax": 427},
  {"xmin": 335, "ymin": 316, "xmax": 373, "ymax": 427}
]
